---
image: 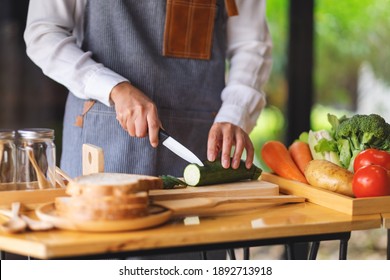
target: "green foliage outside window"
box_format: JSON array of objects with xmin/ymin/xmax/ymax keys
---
[{"xmin": 250, "ymin": 0, "xmax": 390, "ymax": 168}]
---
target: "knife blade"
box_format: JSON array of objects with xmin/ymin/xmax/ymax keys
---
[{"xmin": 159, "ymin": 129, "xmax": 204, "ymax": 166}]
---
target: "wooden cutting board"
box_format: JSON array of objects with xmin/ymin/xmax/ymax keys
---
[{"xmin": 150, "ymin": 180, "xmax": 279, "ymax": 200}]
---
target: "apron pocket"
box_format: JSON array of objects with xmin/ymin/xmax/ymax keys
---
[{"xmin": 163, "ymin": 0, "xmax": 217, "ymax": 60}]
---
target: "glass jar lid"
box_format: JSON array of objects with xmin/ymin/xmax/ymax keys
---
[
  {"xmin": 0, "ymin": 129, "xmax": 16, "ymax": 140},
  {"xmin": 17, "ymin": 128, "xmax": 55, "ymax": 140}
]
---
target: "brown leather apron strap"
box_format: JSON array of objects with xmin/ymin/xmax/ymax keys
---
[
  {"xmin": 225, "ymin": 0, "xmax": 238, "ymax": 17},
  {"xmin": 74, "ymin": 100, "xmax": 96, "ymax": 127}
]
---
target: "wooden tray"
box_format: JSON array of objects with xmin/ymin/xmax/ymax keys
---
[
  {"xmin": 0, "ymin": 188, "xmax": 67, "ymax": 210},
  {"xmin": 36, "ymin": 203, "xmax": 172, "ymax": 232},
  {"xmin": 262, "ymin": 172, "xmax": 390, "ymax": 215}
]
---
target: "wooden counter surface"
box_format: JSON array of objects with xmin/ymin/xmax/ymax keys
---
[{"xmin": 0, "ymin": 202, "xmax": 382, "ymax": 259}]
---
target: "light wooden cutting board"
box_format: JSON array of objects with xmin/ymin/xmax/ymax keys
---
[{"xmin": 149, "ymin": 180, "xmax": 279, "ymax": 200}]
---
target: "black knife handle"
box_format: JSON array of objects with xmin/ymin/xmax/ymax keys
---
[{"xmin": 158, "ymin": 129, "xmax": 170, "ymax": 142}]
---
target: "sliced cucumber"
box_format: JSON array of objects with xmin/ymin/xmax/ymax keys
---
[{"xmin": 183, "ymin": 159, "xmax": 262, "ymax": 186}]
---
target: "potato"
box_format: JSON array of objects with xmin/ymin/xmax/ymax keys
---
[{"xmin": 304, "ymin": 159, "xmax": 354, "ymax": 197}]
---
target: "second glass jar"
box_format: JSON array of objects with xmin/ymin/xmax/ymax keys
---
[
  {"xmin": 0, "ymin": 129, "xmax": 17, "ymax": 190},
  {"xmin": 16, "ymin": 128, "xmax": 56, "ymax": 190}
]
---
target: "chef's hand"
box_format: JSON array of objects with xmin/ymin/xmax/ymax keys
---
[
  {"xmin": 207, "ymin": 122, "xmax": 254, "ymax": 170},
  {"xmin": 110, "ymin": 82, "xmax": 161, "ymax": 148}
]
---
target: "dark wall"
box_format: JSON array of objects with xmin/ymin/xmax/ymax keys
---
[{"xmin": 0, "ymin": 0, "xmax": 67, "ymax": 162}]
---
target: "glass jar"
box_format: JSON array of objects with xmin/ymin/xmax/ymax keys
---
[
  {"xmin": 0, "ymin": 129, "xmax": 17, "ymax": 189},
  {"xmin": 16, "ymin": 128, "xmax": 56, "ymax": 190}
]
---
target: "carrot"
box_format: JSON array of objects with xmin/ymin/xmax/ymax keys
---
[
  {"xmin": 288, "ymin": 141, "xmax": 313, "ymax": 174},
  {"xmin": 261, "ymin": 140, "xmax": 308, "ymax": 183}
]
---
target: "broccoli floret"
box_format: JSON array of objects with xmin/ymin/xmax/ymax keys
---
[
  {"xmin": 335, "ymin": 115, "xmax": 360, "ymax": 150},
  {"xmin": 335, "ymin": 114, "xmax": 390, "ymax": 150},
  {"xmin": 358, "ymin": 114, "xmax": 390, "ymax": 147},
  {"xmin": 326, "ymin": 113, "xmax": 390, "ymax": 170}
]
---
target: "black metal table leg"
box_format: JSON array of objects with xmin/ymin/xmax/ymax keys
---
[
  {"xmin": 387, "ymin": 229, "xmax": 390, "ymax": 260},
  {"xmin": 243, "ymin": 247, "xmax": 250, "ymax": 260},
  {"xmin": 227, "ymin": 248, "xmax": 249, "ymax": 260},
  {"xmin": 308, "ymin": 241, "xmax": 320, "ymax": 260},
  {"xmin": 339, "ymin": 238, "xmax": 349, "ymax": 260},
  {"xmin": 285, "ymin": 243, "xmax": 294, "ymax": 260},
  {"xmin": 227, "ymin": 249, "xmax": 236, "ymax": 260}
]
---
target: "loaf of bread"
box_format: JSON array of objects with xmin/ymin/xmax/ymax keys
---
[
  {"xmin": 55, "ymin": 195, "xmax": 148, "ymax": 221},
  {"xmin": 57, "ymin": 173, "xmax": 163, "ymax": 221},
  {"xmin": 66, "ymin": 173, "xmax": 163, "ymax": 197}
]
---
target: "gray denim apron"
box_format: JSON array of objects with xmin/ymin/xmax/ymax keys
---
[{"xmin": 61, "ymin": 0, "xmax": 226, "ymax": 180}]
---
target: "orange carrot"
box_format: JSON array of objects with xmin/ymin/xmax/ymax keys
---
[
  {"xmin": 261, "ymin": 140, "xmax": 308, "ymax": 183},
  {"xmin": 288, "ymin": 141, "xmax": 313, "ymax": 175}
]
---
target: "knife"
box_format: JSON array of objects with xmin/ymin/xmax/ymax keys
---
[{"xmin": 159, "ymin": 129, "xmax": 204, "ymax": 166}]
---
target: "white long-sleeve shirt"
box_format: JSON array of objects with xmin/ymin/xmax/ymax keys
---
[{"xmin": 24, "ymin": 0, "xmax": 272, "ymax": 133}]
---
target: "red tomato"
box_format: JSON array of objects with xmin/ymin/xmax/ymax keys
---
[
  {"xmin": 353, "ymin": 148, "xmax": 390, "ymax": 172},
  {"xmin": 352, "ymin": 165, "xmax": 390, "ymax": 198}
]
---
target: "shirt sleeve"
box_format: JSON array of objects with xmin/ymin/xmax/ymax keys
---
[
  {"xmin": 23, "ymin": 0, "xmax": 127, "ymax": 106},
  {"xmin": 214, "ymin": 0, "xmax": 273, "ymax": 133}
]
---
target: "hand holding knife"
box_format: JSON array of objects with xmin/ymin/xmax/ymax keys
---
[{"xmin": 111, "ymin": 83, "xmax": 247, "ymax": 168}]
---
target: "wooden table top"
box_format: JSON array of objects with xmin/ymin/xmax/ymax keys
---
[{"xmin": 0, "ymin": 202, "xmax": 382, "ymax": 259}]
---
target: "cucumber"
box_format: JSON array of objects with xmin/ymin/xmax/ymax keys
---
[
  {"xmin": 183, "ymin": 159, "xmax": 262, "ymax": 186},
  {"xmin": 160, "ymin": 175, "xmax": 187, "ymax": 189}
]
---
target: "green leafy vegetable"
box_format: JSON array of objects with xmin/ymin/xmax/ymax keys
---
[
  {"xmin": 160, "ymin": 175, "xmax": 187, "ymax": 189},
  {"xmin": 307, "ymin": 130, "xmax": 341, "ymax": 166}
]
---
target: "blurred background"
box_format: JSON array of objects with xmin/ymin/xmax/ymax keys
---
[
  {"xmin": 0, "ymin": 0, "xmax": 389, "ymax": 259},
  {"xmin": 252, "ymin": 0, "xmax": 390, "ymax": 170},
  {"xmin": 0, "ymin": 0, "xmax": 67, "ymax": 163}
]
